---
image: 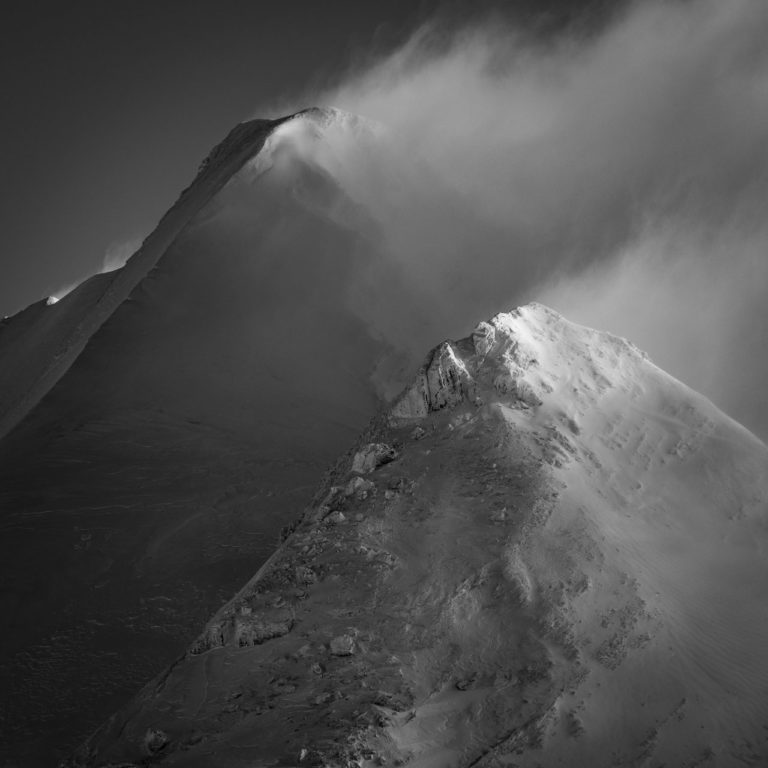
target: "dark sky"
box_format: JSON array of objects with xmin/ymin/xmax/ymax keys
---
[{"xmin": 0, "ymin": 0, "xmax": 612, "ymax": 317}]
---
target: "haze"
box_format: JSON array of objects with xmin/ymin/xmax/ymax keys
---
[
  {"xmin": 304, "ymin": 0, "xmax": 768, "ymax": 439},
  {"xmin": 4, "ymin": 0, "xmax": 767, "ymax": 439}
]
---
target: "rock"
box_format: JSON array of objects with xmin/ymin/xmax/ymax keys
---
[
  {"xmin": 389, "ymin": 379, "xmax": 430, "ymax": 420},
  {"xmin": 490, "ymin": 508, "xmax": 507, "ymax": 522},
  {"xmin": 314, "ymin": 691, "xmax": 335, "ymax": 705},
  {"xmin": 472, "ymin": 321, "xmax": 496, "ymax": 356},
  {"xmin": 450, "ymin": 413, "xmax": 472, "ymax": 429},
  {"xmin": 344, "ymin": 476, "xmax": 375, "ymax": 499},
  {"xmin": 330, "ymin": 634, "xmax": 356, "ymax": 656},
  {"xmin": 144, "ymin": 728, "xmax": 169, "ymax": 754},
  {"xmin": 411, "ymin": 425, "xmax": 427, "ymax": 440},
  {"xmin": 315, "ymin": 486, "xmax": 345, "ymax": 521},
  {"xmin": 325, "ymin": 510, "xmax": 346, "ymax": 524},
  {"xmin": 493, "ymin": 370, "xmax": 543, "ymax": 407},
  {"xmin": 425, "ymin": 342, "xmax": 474, "ymax": 411},
  {"xmin": 389, "ymin": 341, "xmax": 474, "ymax": 419},
  {"xmin": 351, "ymin": 442, "xmax": 399, "ymax": 474},
  {"xmin": 295, "ymin": 565, "xmax": 317, "ymax": 584},
  {"xmin": 190, "ymin": 621, "xmax": 228, "ymax": 653},
  {"xmin": 388, "ymin": 477, "xmax": 416, "ymax": 495},
  {"xmin": 232, "ymin": 611, "xmax": 294, "ymax": 647}
]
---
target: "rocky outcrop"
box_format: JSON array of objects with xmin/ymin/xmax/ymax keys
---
[
  {"xmin": 190, "ymin": 605, "xmax": 294, "ymax": 654},
  {"xmin": 389, "ymin": 340, "xmax": 475, "ymax": 420},
  {"xmin": 329, "ymin": 634, "xmax": 356, "ymax": 657},
  {"xmin": 389, "ymin": 309, "xmax": 550, "ymax": 422},
  {"xmin": 350, "ymin": 442, "xmax": 399, "ymax": 474},
  {"xmin": 471, "ymin": 320, "xmax": 496, "ymax": 356}
]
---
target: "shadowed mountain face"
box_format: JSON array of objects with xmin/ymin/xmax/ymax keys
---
[
  {"xmin": 0, "ymin": 110, "xmax": 420, "ymax": 767},
  {"xmin": 67, "ymin": 304, "xmax": 768, "ymax": 768},
  {"xmin": 4, "ymin": 108, "xmax": 768, "ymax": 767}
]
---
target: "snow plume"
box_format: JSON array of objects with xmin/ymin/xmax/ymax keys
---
[
  {"xmin": 297, "ymin": 0, "xmax": 768, "ymax": 438},
  {"xmin": 539, "ymin": 219, "xmax": 768, "ymax": 438},
  {"xmin": 48, "ymin": 237, "xmax": 139, "ymax": 302},
  {"xmin": 49, "ymin": 275, "xmax": 86, "ymax": 302},
  {"xmin": 101, "ymin": 237, "xmax": 141, "ymax": 273}
]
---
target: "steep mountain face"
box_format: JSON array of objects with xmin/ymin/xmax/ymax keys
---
[
  {"xmin": 0, "ymin": 117, "xmax": 282, "ymax": 442},
  {"xmin": 1, "ymin": 107, "xmax": 487, "ymax": 766},
  {"xmin": 68, "ymin": 304, "xmax": 768, "ymax": 767}
]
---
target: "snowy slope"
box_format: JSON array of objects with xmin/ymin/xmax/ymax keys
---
[{"xmin": 68, "ymin": 304, "xmax": 768, "ymax": 767}]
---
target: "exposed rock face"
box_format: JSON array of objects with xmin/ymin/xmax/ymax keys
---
[
  {"xmin": 143, "ymin": 729, "xmax": 168, "ymax": 755},
  {"xmin": 66, "ymin": 304, "xmax": 768, "ymax": 767},
  {"xmin": 390, "ymin": 310, "xmax": 546, "ymax": 420},
  {"xmin": 329, "ymin": 634, "xmax": 356, "ymax": 657},
  {"xmin": 344, "ymin": 476, "xmax": 376, "ymax": 499},
  {"xmin": 350, "ymin": 442, "xmax": 399, "ymax": 474},
  {"xmin": 471, "ymin": 320, "xmax": 496, "ymax": 356},
  {"xmin": 190, "ymin": 604, "xmax": 295, "ymax": 655},
  {"xmin": 389, "ymin": 340, "xmax": 475, "ymax": 419}
]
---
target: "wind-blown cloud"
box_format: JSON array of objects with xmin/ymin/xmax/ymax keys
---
[
  {"xmin": 539, "ymin": 219, "xmax": 768, "ymax": 437},
  {"xmin": 48, "ymin": 237, "xmax": 140, "ymax": 303},
  {"xmin": 297, "ymin": 0, "xmax": 768, "ymax": 437},
  {"xmin": 101, "ymin": 237, "xmax": 141, "ymax": 273}
]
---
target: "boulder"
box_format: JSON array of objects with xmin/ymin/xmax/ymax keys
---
[
  {"xmin": 329, "ymin": 634, "xmax": 356, "ymax": 656},
  {"xmin": 351, "ymin": 442, "xmax": 398, "ymax": 474}
]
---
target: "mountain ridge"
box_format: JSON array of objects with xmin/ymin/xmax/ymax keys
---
[
  {"xmin": 3, "ymin": 106, "xmax": 766, "ymax": 766},
  {"xmin": 0, "ymin": 115, "xmax": 284, "ymax": 441},
  {"xmin": 0, "ymin": 106, "xmax": 407, "ymax": 767},
  {"xmin": 67, "ymin": 303, "xmax": 768, "ymax": 767}
]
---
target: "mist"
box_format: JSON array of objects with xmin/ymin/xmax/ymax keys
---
[
  {"xmin": 101, "ymin": 238, "xmax": 141, "ymax": 273},
  {"xmin": 48, "ymin": 237, "xmax": 141, "ymax": 302},
  {"xmin": 280, "ymin": 0, "xmax": 768, "ymax": 438}
]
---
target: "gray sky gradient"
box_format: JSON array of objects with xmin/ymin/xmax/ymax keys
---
[{"xmin": 1, "ymin": 0, "xmax": 602, "ymax": 317}]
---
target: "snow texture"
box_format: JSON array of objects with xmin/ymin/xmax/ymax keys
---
[{"xmin": 67, "ymin": 303, "xmax": 768, "ymax": 768}]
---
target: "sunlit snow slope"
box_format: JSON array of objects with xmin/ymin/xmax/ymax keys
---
[
  {"xmin": 0, "ymin": 107, "xmax": 474, "ymax": 767},
  {"xmin": 70, "ymin": 303, "xmax": 768, "ymax": 767}
]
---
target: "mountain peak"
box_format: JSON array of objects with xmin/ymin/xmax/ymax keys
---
[
  {"xmin": 392, "ymin": 302, "xmax": 654, "ymax": 426},
  {"xmin": 67, "ymin": 304, "xmax": 768, "ymax": 768}
]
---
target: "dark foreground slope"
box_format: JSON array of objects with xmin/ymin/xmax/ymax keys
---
[
  {"xmin": 0, "ymin": 108, "xmax": 424, "ymax": 766},
  {"xmin": 69, "ymin": 305, "xmax": 768, "ymax": 767}
]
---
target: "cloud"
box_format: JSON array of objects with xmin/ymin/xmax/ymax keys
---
[
  {"xmin": 538, "ymin": 218, "xmax": 768, "ymax": 438},
  {"xmin": 49, "ymin": 279, "xmax": 81, "ymax": 303},
  {"xmin": 47, "ymin": 236, "xmax": 140, "ymax": 303},
  {"xmin": 287, "ymin": 0, "xmax": 768, "ymax": 437},
  {"xmin": 101, "ymin": 237, "xmax": 141, "ymax": 273}
]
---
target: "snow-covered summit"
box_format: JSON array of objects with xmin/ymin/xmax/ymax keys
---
[
  {"xmin": 69, "ymin": 304, "xmax": 768, "ymax": 768},
  {"xmin": 393, "ymin": 302, "xmax": 710, "ymax": 430}
]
